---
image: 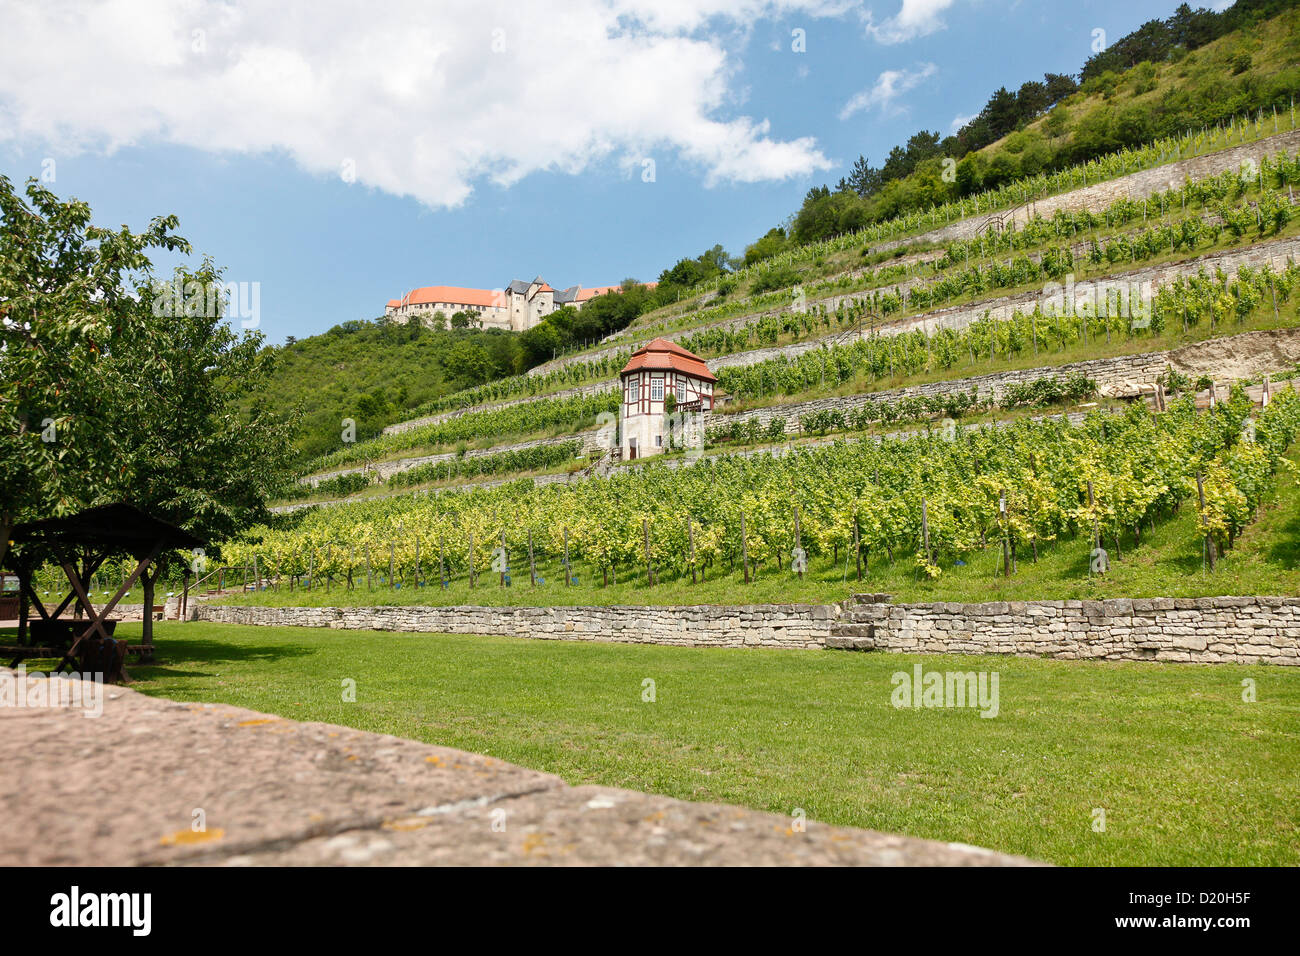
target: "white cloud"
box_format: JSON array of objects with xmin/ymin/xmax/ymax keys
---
[
  {"xmin": 865, "ymin": 0, "xmax": 957, "ymax": 44},
  {"xmin": 0, "ymin": 0, "xmax": 846, "ymax": 208},
  {"xmin": 949, "ymin": 112, "xmax": 976, "ymax": 133},
  {"xmin": 839, "ymin": 62, "xmax": 937, "ymax": 120}
]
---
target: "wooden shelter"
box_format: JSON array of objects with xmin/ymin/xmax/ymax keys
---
[{"xmin": 1, "ymin": 503, "xmax": 204, "ymax": 676}]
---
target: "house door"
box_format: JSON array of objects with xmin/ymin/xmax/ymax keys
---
[{"xmin": 628, "ymin": 438, "xmax": 637, "ymax": 460}]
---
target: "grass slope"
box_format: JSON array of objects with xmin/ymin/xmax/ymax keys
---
[{"xmin": 111, "ymin": 621, "xmax": 1300, "ymax": 866}]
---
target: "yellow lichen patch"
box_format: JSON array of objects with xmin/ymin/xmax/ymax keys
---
[
  {"xmin": 642, "ymin": 811, "xmax": 666, "ymax": 823},
  {"xmin": 382, "ymin": 817, "xmax": 430, "ymax": 832},
  {"xmin": 345, "ymin": 754, "xmax": 359, "ymax": 761},
  {"xmin": 424, "ymin": 755, "xmax": 446, "ymax": 767},
  {"xmin": 521, "ymin": 832, "xmax": 547, "ymax": 855},
  {"xmin": 160, "ymin": 828, "xmax": 225, "ymax": 846},
  {"xmin": 236, "ymin": 718, "xmax": 279, "ymax": 727}
]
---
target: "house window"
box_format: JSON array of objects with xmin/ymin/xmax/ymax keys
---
[
  {"xmin": 651, "ymin": 378, "xmax": 664, "ymax": 402},
  {"xmin": 655, "ymin": 435, "xmax": 662, "ymax": 447}
]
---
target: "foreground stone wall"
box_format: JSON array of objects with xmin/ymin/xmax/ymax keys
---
[
  {"xmin": 831, "ymin": 595, "xmax": 1300, "ymax": 665},
  {"xmin": 196, "ymin": 594, "xmax": 1300, "ymax": 664},
  {"xmin": 195, "ymin": 602, "xmax": 835, "ymax": 649}
]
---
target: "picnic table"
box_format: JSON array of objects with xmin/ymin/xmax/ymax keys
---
[{"xmin": 1, "ymin": 504, "xmax": 204, "ymax": 683}]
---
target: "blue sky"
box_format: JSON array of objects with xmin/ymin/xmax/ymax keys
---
[{"xmin": 0, "ymin": 0, "xmax": 1187, "ymax": 343}]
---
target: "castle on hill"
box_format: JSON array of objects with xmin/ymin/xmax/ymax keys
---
[{"xmin": 385, "ymin": 277, "xmax": 653, "ymax": 332}]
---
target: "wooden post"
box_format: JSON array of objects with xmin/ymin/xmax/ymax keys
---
[
  {"xmin": 468, "ymin": 532, "xmax": 475, "ymax": 589},
  {"xmin": 1087, "ymin": 480, "xmax": 1099, "ymax": 552},
  {"xmin": 793, "ymin": 505, "xmax": 803, "ymax": 580},
  {"xmin": 307, "ymin": 553, "xmax": 314, "ymax": 591},
  {"xmin": 365, "ymin": 546, "xmax": 373, "ymax": 591},
  {"xmin": 389, "ymin": 541, "xmax": 396, "ymax": 590},
  {"xmin": 687, "ymin": 517, "xmax": 696, "ymax": 584},
  {"xmin": 1197, "ymin": 474, "xmax": 1217, "ymax": 571},
  {"xmin": 642, "ymin": 519, "xmax": 654, "ymax": 587},
  {"xmin": 920, "ymin": 498, "xmax": 932, "ymax": 565},
  {"xmin": 1262, "ymin": 375, "xmax": 1271, "ymax": 408},
  {"xmin": 528, "ymin": 531, "xmax": 536, "ymax": 587},
  {"xmin": 1000, "ymin": 488, "xmax": 1010, "ymax": 578},
  {"xmin": 740, "ymin": 512, "xmax": 751, "ymax": 584},
  {"xmin": 854, "ymin": 518, "xmax": 862, "ymax": 580},
  {"xmin": 182, "ymin": 570, "xmax": 191, "ymax": 620},
  {"xmin": 16, "ymin": 567, "xmax": 30, "ymax": 646},
  {"xmin": 500, "ymin": 530, "xmax": 507, "ymax": 587},
  {"xmin": 348, "ymin": 546, "xmax": 354, "ymax": 590},
  {"xmin": 563, "ymin": 527, "xmax": 571, "ymax": 586},
  {"xmin": 1271, "ymin": 274, "xmax": 1280, "ymax": 323},
  {"xmin": 439, "ymin": 535, "xmax": 447, "ymax": 589},
  {"xmin": 141, "ymin": 566, "xmax": 156, "ymax": 649},
  {"xmin": 253, "ymin": 554, "xmax": 261, "ymax": 592},
  {"xmin": 415, "ymin": 540, "xmax": 421, "ymax": 588}
]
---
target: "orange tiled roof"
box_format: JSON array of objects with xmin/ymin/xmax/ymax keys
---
[
  {"xmin": 620, "ymin": 337, "xmax": 716, "ymax": 382},
  {"xmin": 397, "ymin": 286, "xmax": 500, "ymax": 308}
]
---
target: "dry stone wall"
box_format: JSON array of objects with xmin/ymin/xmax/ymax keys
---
[
  {"xmin": 713, "ymin": 327, "xmax": 1300, "ymax": 436},
  {"xmin": 305, "ymin": 432, "xmax": 600, "ymax": 487},
  {"xmin": 195, "ymin": 602, "xmax": 834, "ymax": 649},
  {"xmin": 195, "ymin": 594, "xmax": 1300, "ymax": 665},
  {"xmin": 830, "ymin": 595, "xmax": 1300, "ymax": 666},
  {"xmin": 384, "ymin": 379, "xmax": 616, "ymax": 436},
  {"xmin": 500, "ymin": 233, "xmax": 1300, "ymax": 402}
]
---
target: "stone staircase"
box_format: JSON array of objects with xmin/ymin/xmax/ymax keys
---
[{"xmin": 826, "ymin": 592, "xmax": 892, "ymax": 651}]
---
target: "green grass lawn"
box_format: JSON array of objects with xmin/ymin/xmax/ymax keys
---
[
  {"xmin": 213, "ymin": 443, "xmax": 1300, "ymax": 610},
  {"xmin": 75, "ymin": 620, "xmax": 1297, "ymax": 866}
]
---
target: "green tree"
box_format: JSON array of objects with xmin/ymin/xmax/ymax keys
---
[{"xmin": 0, "ymin": 174, "xmax": 188, "ymax": 567}]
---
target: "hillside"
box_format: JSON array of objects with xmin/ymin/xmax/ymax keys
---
[
  {"xmin": 246, "ymin": 319, "xmax": 524, "ymax": 466},
  {"xmin": 786, "ymin": 0, "xmax": 1300, "ymax": 246},
  {"xmin": 247, "ymin": 3, "xmax": 1300, "ymax": 473}
]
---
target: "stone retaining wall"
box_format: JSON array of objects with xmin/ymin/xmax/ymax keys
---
[
  {"xmin": 196, "ymin": 594, "xmax": 1300, "ymax": 664},
  {"xmin": 304, "ymin": 432, "xmax": 602, "ymax": 486},
  {"xmin": 831, "ymin": 595, "xmax": 1300, "ymax": 665},
  {"xmin": 194, "ymin": 602, "xmax": 835, "ymax": 649},
  {"xmin": 714, "ymin": 327, "xmax": 1300, "ymax": 435}
]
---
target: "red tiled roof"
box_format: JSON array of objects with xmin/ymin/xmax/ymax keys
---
[
  {"xmin": 620, "ymin": 337, "xmax": 716, "ymax": 382},
  {"xmin": 397, "ymin": 286, "xmax": 500, "ymax": 308}
]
